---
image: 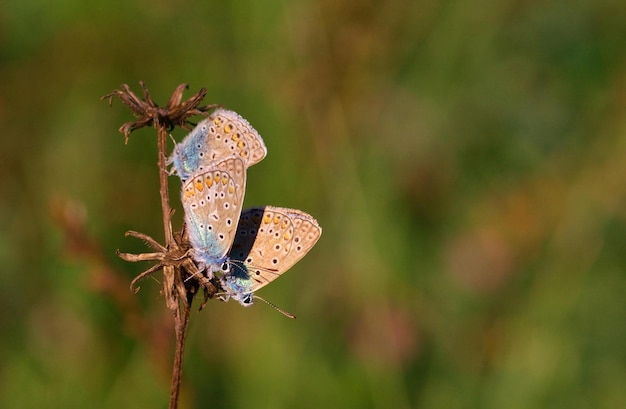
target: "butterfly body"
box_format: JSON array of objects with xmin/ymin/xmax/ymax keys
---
[
  {"xmin": 169, "ymin": 108, "xmax": 267, "ymax": 180},
  {"xmin": 219, "ymin": 206, "xmax": 322, "ymax": 306}
]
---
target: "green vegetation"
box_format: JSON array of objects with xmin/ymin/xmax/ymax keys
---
[{"xmin": 1, "ymin": 0, "xmax": 624, "ymax": 408}]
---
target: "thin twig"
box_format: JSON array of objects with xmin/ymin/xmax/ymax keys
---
[
  {"xmin": 170, "ymin": 278, "xmax": 192, "ymax": 409},
  {"xmin": 125, "ymin": 230, "xmax": 168, "ymax": 252},
  {"xmin": 156, "ymin": 120, "xmax": 174, "ymax": 247},
  {"xmin": 156, "ymin": 117, "xmax": 191, "ymax": 409}
]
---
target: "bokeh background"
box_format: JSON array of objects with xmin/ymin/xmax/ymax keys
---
[{"xmin": 1, "ymin": 0, "xmax": 625, "ymax": 408}]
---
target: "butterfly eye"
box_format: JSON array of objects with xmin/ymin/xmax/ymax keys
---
[{"xmin": 220, "ymin": 263, "xmax": 230, "ymax": 272}]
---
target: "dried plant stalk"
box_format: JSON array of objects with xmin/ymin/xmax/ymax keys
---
[{"xmin": 102, "ymin": 82, "xmax": 218, "ymax": 409}]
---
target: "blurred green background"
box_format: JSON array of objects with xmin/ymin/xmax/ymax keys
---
[{"xmin": 1, "ymin": 0, "xmax": 625, "ymax": 408}]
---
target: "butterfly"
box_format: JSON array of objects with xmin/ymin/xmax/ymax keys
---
[
  {"xmin": 181, "ymin": 157, "xmax": 247, "ymax": 279},
  {"xmin": 218, "ymin": 206, "xmax": 322, "ymax": 307},
  {"xmin": 169, "ymin": 108, "xmax": 267, "ymax": 180}
]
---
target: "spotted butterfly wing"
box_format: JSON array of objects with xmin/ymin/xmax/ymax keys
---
[
  {"xmin": 169, "ymin": 108, "xmax": 267, "ymax": 180},
  {"xmin": 182, "ymin": 157, "xmax": 246, "ymax": 278},
  {"xmin": 220, "ymin": 206, "xmax": 322, "ymax": 306}
]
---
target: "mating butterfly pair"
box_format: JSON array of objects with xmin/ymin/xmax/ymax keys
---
[{"xmin": 168, "ymin": 109, "xmax": 321, "ymax": 308}]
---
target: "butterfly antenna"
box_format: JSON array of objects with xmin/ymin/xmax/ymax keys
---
[
  {"xmin": 229, "ymin": 258, "xmax": 278, "ymax": 272},
  {"xmin": 182, "ymin": 255, "xmax": 205, "ymax": 283},
  {"xmin": 226, "ymin": 259, "xmax": 247, "ymax": 275},
  {"xmin": 253, "ymin": 295, "xmax": 296, "ymax": 319},
  {"xmin": 230, "ymin": 259, "xmax": 279, "ymax": 275},
  {"xmin": 184, "ymin": 270, "xmax": 204, "ymax": 283},
  {"xmin": 168, "ymin": 133, "xmax": 177, "ymax": 147},
  {"xmin": 166, "ymin": 134, "xmax": 178, "ymax": 174},
  {"xmin": 183, "ymin": 269, "xmax": 203, "ymax": 282},
  {"xmin": 226, "ymin": 261, "xmax": 278, "ymax": 284}
]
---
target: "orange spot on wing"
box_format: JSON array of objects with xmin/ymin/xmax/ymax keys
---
[{"xmin": 195, "ymin": 179, "xmax": 204, "ymax": 191}]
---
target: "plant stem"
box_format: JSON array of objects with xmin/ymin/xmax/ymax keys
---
[
  {"xmin": 157, "ymin": 121, "xmax": 174, "ymax": 247},
  {"xmin": 155, "ymin": 119, "xmax": 192, "ymax": 409}
]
